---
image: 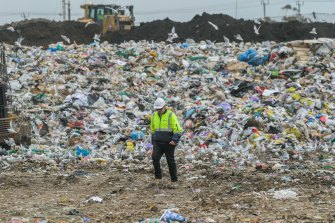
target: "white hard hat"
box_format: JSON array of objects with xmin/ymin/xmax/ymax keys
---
[{"xmin": 154, "ymin": 98, "xmax": 166, "ymax": 109}]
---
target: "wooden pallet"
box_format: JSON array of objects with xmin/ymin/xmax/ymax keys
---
[{"xmin": 0, "ymin": 118, "xmax": 10, "ymax": 134}]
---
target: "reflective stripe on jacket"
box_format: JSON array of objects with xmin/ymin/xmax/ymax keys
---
[{"xmin": 150, "ymin": 109, "xmax": 183, "ymax": 143}]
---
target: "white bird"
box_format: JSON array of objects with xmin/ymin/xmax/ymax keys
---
[
  {"xmin": 254, "ymin": 19, "xmax": 261, "ymax": 25},
  {"xmin": 106, "ymin": 6, "xmax": 124, "ymax": 14},
  {"xmin": 15, "ymin": 37, "xmax": 24, "ymax": 48},
  {"xmin": 7, "ymin": 26, "xmax": 15, "ymax": 32},
  {"xmin": 167, "ymin": 26, "xmax": 178, "ymax": 43},
  {"xmin": 171, "ymin": 26, "xmax": 176, "ymax": 34},
  {"xmin": 93, "ymin": 34, "xmax": 101, "ymax": 42},
  {"xmin": 309, "ymin": 28, "xmax": 317, "ymax": 35},
  {"xmin": 254, "ymin": 25, "xmax": 261, "ymax": 35},
  {"xmin": 208, "ymin": 21, "xmax": 218, "ymax": 30},
  {"xmin": 4, "ymin": 138, "xmax": 15, "ymax": 147},
  {"xmin": 85, "ymin": 21, "xmax": 96, "ymax": 28},
  {"xmin": 235, "ymin": 34, "xmax": 244, "ymax": 41},
  {"xmin": 7, "ymin": 121, "xmax": 17, "ymax": 133},
  {"xmin": 223, "ymin": 36, "xmax": 230, "ymax": 45},
  {"xmin": 61, "ymin": 35, "xmax": 70, "ymax": 44}
]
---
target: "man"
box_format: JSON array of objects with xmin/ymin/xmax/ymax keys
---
[{"xmin": 150, "ymin": 98, "xmax": 183, "ymax": 184}]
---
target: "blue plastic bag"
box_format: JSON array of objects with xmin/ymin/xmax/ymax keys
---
[
  {"xmin": 48, "ymin": 47, "xmax": 58, "ymax": 52},
  {"xmin": 160, "ymin": 210, "xmax": 186, "ymax": 222},
  {"xmin": 180, "ymin": 43, "xmax": 189, "ymax": 48},
  {"xmin": 185, "ymin": 108, "xmax": 195, "ymax": 119},
  {"xmin": 76, "ymin": 146, "xmax": 90, "ymax": 157},
  {"xmin": 239, "ymin": 49, "xmax": 257, "ymax": 62},
  {"xmin": 131, "ymin": 130, "xmax": 145, "ymax": 141}
]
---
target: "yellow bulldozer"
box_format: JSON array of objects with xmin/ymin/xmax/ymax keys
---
[{"xmin": 79, "ymin": 3, "xmax": 135, "ymax": 34}]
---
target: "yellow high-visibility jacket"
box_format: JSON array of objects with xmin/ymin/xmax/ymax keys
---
[{"xmin": 150, "ymin": 109, "xmax": 183, "ymax": 143}]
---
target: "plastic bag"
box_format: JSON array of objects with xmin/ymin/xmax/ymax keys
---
[
  {"xmin": 160, "ymin": 210, "xmax": 187, "ymax": 222},
  {"xmin": 273, "ymin": 189, "xmax": 297, "ymax": 200}
]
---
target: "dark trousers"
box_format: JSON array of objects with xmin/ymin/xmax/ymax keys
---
[{"xmin": 152, "ymin": 142, "xmax": 177, "ymax": 182}]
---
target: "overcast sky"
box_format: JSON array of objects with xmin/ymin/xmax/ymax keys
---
[{"xmin": 1, "ymin": 0, "xmax": 335, "ymax": 25}]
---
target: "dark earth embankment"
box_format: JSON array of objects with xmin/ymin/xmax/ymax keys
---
[{"xmin": 1, "ymin": 13, "xmax": 335, "ymax": 47}]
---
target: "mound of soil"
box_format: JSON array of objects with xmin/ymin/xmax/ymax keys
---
[{"xmin": 1, "ymin": 13, "xmax": 335, "ymax": 47}]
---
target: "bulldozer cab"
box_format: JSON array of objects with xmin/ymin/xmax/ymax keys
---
[
  {"xmin": 0, "ymin": 44, "xmax": 31, "ymax": 149},
  {"xmin": 79, "ymin": 3, "xmax": 135, "ymax": 34}
]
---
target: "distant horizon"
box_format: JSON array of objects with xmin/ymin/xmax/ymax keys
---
[{"xmin": 1, "ymin": 0, "xmax": 335, "ymax": 25}]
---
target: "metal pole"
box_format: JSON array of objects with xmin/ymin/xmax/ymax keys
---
[
  {"xmin": 296, "ymin": 0, "xmax": 304, "ymax": 15},
  {"xmin": 67, "ymin": 0, "xmax": 71, "ymax": 20},
  {"xmin": 62, "ymin": 0, "xmax": 66, "ymax": 21},
  {"xmin": 235, "ymin": 0, "xmax": 238, "ymax": 19},
  {"xmin": 261, "ymin": 0, "xmax": 269, "ymax": 18}
]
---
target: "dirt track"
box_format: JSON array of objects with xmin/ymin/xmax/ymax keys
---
[
  {"xmin": 1, "ymin": 160, "xmax": 335, "ymax": 223},
  {"xmin": 1, "ymin": 13, "xmax": 335, "ymax": 47}
]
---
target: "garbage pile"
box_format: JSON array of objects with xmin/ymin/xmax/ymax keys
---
[{"xmin": 1, "ymin": 36, "xmax": 335, "ymax": 174}]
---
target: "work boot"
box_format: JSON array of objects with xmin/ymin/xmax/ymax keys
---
[
  {"xmin": 167, "ymin": 180, "xmax": 179, "ymax": 189},
  {"xmin": 147, "ymin": 178, "xmax": 162, "ymax": 188}
]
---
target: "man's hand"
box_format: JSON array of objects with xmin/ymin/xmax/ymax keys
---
[{"xmin": 169, "ymin": 141, "xmax": 176, "ymax": 146}]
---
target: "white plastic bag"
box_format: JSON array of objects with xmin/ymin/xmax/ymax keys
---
[{"xmin": 273, "ymin": 189, "xmax": 297, "ymax": 200}]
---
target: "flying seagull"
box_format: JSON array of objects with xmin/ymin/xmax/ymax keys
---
[
  {"xmin": 235, "ymin": 34, "xmax": 244, "ymax": 41},
  {"xmin": 309, "ymin": 28, "xmax": 317, "ymax": 35},
  {"xmin": 15, "ymin": 37, "xmax": 24, "ymax": 48},
  {"xmin": 7, "ymin": 26, "xmax": 15, "ymax": 32},
  {"xmin": 7, "ymin": 121, "xmax": 17, "ymax": 133},
  {"xmin": 208, "ymin": 21, "xmax": 219, "ymax": 30},
  {"xmin": 254, "ymin": 25, "xmax": 261, "ymax": 35},
  {"xmin": 167, "ymin": 26, "xmax": 178, "ymax": 43},
  {"xmin": 254, "ymin": 19, "xmax": 261, "ymax": 25},
  {"xmin": 223, "ymin": 36, "xmax": 230, "ymax": 45},
  {"xmin": 61, "ymin": 35, "xmax": 70, "ymax": 44}
]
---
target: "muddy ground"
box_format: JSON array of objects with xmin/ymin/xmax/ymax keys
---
[
  {"xmin": 0, "ymin": 159, "xmax": 334, "ymax": 223},
  {"xmin": 1, "ymin": 13, "xmax": 335, "ymax": 47}
]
